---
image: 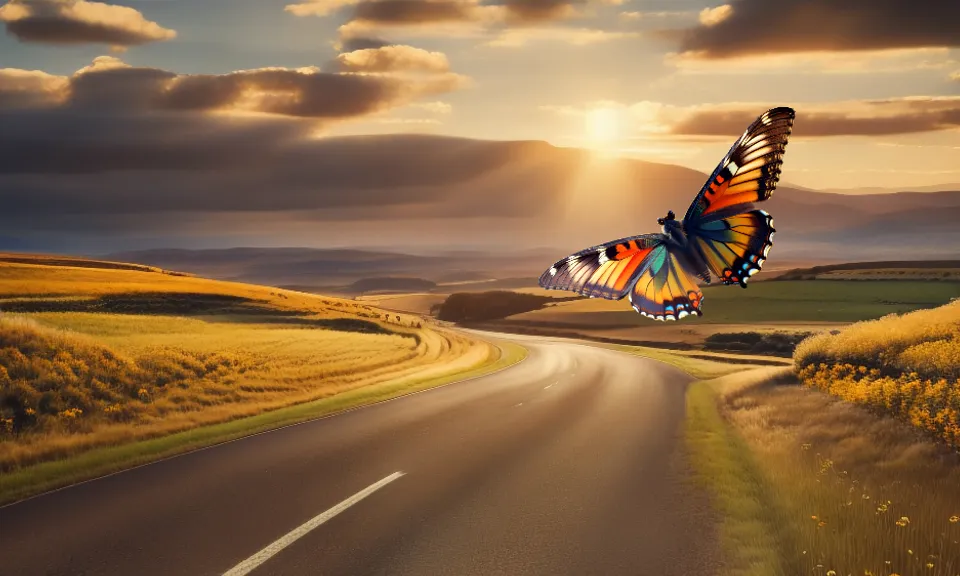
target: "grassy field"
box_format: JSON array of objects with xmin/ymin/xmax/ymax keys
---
[
  {"xmin": 688, "ymin": 369, "xmax": 960, "ymax": 576},
  {"xmin": 795, "ymin": 301, "xmax": 960, "ymax": 448},
  {"xmin": 510, "ymin": 281, "xmax": 959, "ymax": 325},
  {"xmin": 0, "ymin": 256, "xmax": 511, "ymax": 501}
]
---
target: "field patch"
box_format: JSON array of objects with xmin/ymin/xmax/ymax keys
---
[
  {"xmin": 794, "ymin": 300, "xmax": 960, "ymax": 448},
  {"xmin": 0, "ymin": 257, "xmax": 498, "ymax": 484},
  {"xmin": 688, "ymin": 368, "xmax": 960, "ymax": 576}
]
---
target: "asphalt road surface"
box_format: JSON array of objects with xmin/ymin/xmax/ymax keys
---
[{"xmin": 0, "ymin": 333, "xmax": 718, "ymax": 576}]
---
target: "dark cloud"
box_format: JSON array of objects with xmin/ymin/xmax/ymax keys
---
[
  {"xmin": 338, "ymin": 35, "xmax": 391, "ymax": 51},
  {"xmin": 494, "ymin": 0, "xmax": 581, "ymax": 23},
  {"xmin": 667, "ymin": 98, "xmax": 960, "ymax": 137},
  {"xmin": 294, "ymin": 0, "xmax": 615, "ymax": 30},
  {"xmin": 675, "ymin": 0, "xmax": 960, "ymax": 58},
  {"xmin": 351, "ymin": 0, "xmax": 476, "ymax": 25},
  {"xmin": 0, "ymin": 57, "xmax": 466, "ymax": 119},
  {"xmin": 0, "ymin": 0, "xmax": 176, "ymax": 46}
]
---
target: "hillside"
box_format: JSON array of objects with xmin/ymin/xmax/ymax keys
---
[
  {"xmin": 795, "ymin": 300, "xmax": 960, "ymax": 447},
  {"xmin": 2, "ymin": 134, "xmax": 941, "ymax": 267},
  {"xmin": 0, "ymin": 254, "xmax": 495, "ymax": 474},
  {"xmin": 777, "ymin": 260, "xmax": 960, "ymax": 281}
]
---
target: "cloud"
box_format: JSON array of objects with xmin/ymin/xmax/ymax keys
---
[
  {"xmin": 0, "ymin": 57, "xmax": 467, "ymax": 119},
  {"xmin": 542, "ymin": 97, "xmax": 960, "ymax": 137},
  {"xmin": 486, "ymin": 26, "xmax": 637, "ymax": 47},
  {"xmin": 672, "ymin": 0, "xmax": 960, "ymax": 59},
  {"xmin": 669, "ymin": 98, "xmax": 960, "ymax": 137},
  {"xmin": 296, "ymin": 0, "xmax": 627, "ymax": 43},
  {"xmin": 284, "ymin": 0, "xmax": 361, "ymax": 17},
  {"xmin": 0, "ymin": 67, "xmax": 69, "ymax": 108},
  {"xmin": 336, "ymin": 45, "xmax": 450, "ymax": 72},
  {"xmin": 619, "ymin": 10, "xmax": 694, "ymax": 21},
  {"xmin": 665, "ymin": 47, "xmax": 958, "ymax": 75},
  {"xmin": 0, "ymin": 0, "xmax": 176, "ymax": 47},
  {"xmin": 697, "ymin": 4, "xmax": 731, "ymax": 26},
  {"xmin": 951, "ymin": 71, "xmax": 960, "ymax": 82}
]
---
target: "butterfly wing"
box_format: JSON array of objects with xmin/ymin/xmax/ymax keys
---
[
  {"xmin": 684, "ymin": 107, "xmax": 795, "ymax": 224},
  {"xmin": 689, "ymin": 210, "xmax": 776, "ymax": 287},
  {"xmin": 683, "ymin": 107, "xmax": 793, "ymax": 286},
  {"xmin": 628, "ymin": 244, "xmax": 704, "ymax": 321},
  {"xmin": 539, "ymin": 234, "xmax": 665, "ymax": 300}
]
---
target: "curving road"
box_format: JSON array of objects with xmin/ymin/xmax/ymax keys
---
[{"xmin": 0, "ymin": 333, "xmax": 718, "ymax": 576}]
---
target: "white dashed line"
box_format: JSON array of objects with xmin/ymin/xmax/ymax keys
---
[{"xmin": 222, "ymin": 471, "xmax": 405, "ymax": 576}]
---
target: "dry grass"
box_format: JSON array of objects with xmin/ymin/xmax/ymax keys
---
[
  {"xmin": 689, "ymin": 368, "xmax": 960, "ymax": 576},
  {"xmin": 795, "ymin": 300, "xmax": 960, "ymax": 448},
  {"xmin": 0, "ymin": 258, "xmax": 495, "ymax": 472}
]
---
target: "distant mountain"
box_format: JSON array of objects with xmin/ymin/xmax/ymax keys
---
[
  {"xmin": 106, "ymin": 247, "xmax": 555, "ymax": 286},
  {"xmin": 102, "ymin": 135, "xmax": 960, "ymax": 281},
  {"xmin": 824, "ymin": 183, "xmax": 960, "ymax": 195}
]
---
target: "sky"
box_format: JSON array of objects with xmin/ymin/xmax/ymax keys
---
[{"xmin": 0, "ymin": 0, "xmax": 958, "ymax": 252}]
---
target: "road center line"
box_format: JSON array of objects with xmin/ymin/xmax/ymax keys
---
[{"xmin": 222, "ymin": 471, "xmax": 405, "ymax": 576}]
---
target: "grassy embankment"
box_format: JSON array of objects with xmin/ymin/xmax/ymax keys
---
[
  {"xmin": 683, "ymin": 301, "xmax": 960, "ymax": 576},
  {"xmin": 0, "ymin": 256, "xmax": 523, "ymax": 504}
]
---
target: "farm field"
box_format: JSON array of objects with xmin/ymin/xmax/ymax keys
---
[
  {"xmin": 0, "ymin": 256, "xmax": 499, "ymax": 479},
  {"xmin": 683, "ymin": 299, "xmax": 960, "ymax": 575}
]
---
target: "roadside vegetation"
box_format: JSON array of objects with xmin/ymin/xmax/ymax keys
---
[
  {"xmin": 685, "ymin": 300, "xmax": 960, "ymax": 576},
  {"xmin": 0, "ymin": 257, "xmax": 509, "ymax": 501},
  {"xmin": 795, "ymin": 300, "xmax": 960, "ymax": 448}
]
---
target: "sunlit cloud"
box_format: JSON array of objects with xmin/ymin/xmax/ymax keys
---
[
  {"xmin": 336, "ymin": 45, "xmax": 451, "ymax": 73},
  {"xmin": 665, "ymin": 47, "xmax": 958, "ymax": 75},
  {"xmin": 0, "ymin": 0, "xmax": 176, "ymax": 47},
  {"xmin": 0, "ymin": 57, "xmax": 469, "ymax": 120},
  {"xmin": 487, "ymin": 27, "xmax": 637, "ymax": 47},
  {"xmin": 619, "ymin": 10, "xmax": 694, "ymax": 21},
  {"xmin": 542, "ymin": 97, "xmax": 960, "ymax": 138},
  {"xmin": 284, "ymin": 0, "xmax": 361, "ymax": 17},
  {"xmin": 672, "ymin": 0, "xmax": 959, "ymax": 59},
  {"xmin": 697, "ymin": 4, "xmax": 732, "ymax": 27}
]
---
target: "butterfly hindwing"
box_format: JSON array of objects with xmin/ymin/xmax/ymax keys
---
[
  {"xmin": 628, "ymin": 244, "xmax": 704, "ymax": 321},
  {"xmin": 539, "ymin": 234, "xmax": 665, "ymax": 300},
  {"xmin": 685, "ymin": 107, "xmax": 795, "ymax": 224},
  {"xmin": 690, "ymin": 210, "xmax": 775, "ymax": 287}
]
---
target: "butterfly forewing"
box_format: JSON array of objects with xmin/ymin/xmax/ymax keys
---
[
  {"xmin": 538, "ymin": 234, "xmax": 665, "ymax": 300},
  {"xmin": 684, "ymin": 107, "xmax": 795, "ymax": 224}
]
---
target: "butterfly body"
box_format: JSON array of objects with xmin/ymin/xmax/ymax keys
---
[{"xmin": 539, "ymin": 107, "xmax": 794, "ymax": 321}]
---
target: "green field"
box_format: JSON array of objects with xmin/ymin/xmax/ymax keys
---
[{"xmin": 510, "ymin": 280, "xmax": 959, "ymax": 326}]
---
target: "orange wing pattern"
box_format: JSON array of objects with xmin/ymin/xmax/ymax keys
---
[
  {"xmin": 628, "ymin": 245, "xmax": 704, "ymax": 321},
  {"xmin": 685, "ymin": 107, "xmax": 794, "ymax": 222},
  {"xmin": 691, "ymin": 210, "xmax": 775, "ymax": 288},
  {"xmin": 539, "ymin": 234, "xmax": 664, "ymax": 300}
]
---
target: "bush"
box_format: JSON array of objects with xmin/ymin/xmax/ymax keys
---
[
  {"xmin": 435, "ymin": 291, "xmax": 556, "ymax": 323},
  {"xmin": 794, "ymin": 300, "xmax": 960, "ymax": 448}
]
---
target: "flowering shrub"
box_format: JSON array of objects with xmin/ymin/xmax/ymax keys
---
[{"xmin": 795, "ymin": 301, "xmax": 960, "ymax": 448}]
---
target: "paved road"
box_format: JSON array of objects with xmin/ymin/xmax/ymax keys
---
[{"xmin": 0, "ymin": 334, "xmax": 718, "ymax": 576}]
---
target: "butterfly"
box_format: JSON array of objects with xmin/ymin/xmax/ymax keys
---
[{"xmin": 539, "ymin": 107, "xmax": 794, "ymax": 321}]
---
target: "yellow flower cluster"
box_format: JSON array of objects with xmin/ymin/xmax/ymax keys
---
[{"xmin": 795, "ymin": 301, "xmax": 960, "ymax": 448}]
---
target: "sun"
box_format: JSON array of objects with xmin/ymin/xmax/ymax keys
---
[{"xmin": 585, "ymin": 107, "xmax": 621, "ymax": 147}]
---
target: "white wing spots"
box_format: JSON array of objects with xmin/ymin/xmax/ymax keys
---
[
  {"xmin": 549, "ymin": 267, "xmax": 557, "ymax": 276},
  {"xmin": 597, "ymin": 248, "xmax": 609, "ymax": 265},
  {"xmin": 727, "ymin": 159, "xmax": 740, "ymax": 174},
  {"xmin": 678, "ymin": 310, "xmax": 689, "ymax": 319}
]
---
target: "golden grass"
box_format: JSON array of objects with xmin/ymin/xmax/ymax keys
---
[
  {"xmin": 795, "ymin": 300, "xmax": 960, "ymax": 448},
  {"xmin": 0, "ymin": 341, "xmax": 526, "ymax": 506},
  {"xmin": 0, "ymin": 259, "xmax": 497, "ymax": 474},
  {"xmin": 688, "ymin": 368, "xmax": 960, "ymax": 576}
]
